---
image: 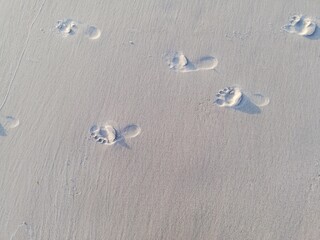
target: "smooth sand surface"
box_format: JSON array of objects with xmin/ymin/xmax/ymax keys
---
[{"xmin": 1, "ymin": 0, "xmax": 320, "ymax": 239}]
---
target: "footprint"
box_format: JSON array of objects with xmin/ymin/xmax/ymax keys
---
[
  {"xmin": 214, "ymin": 87, "xmax": 243, "ymax": 107},
  {"xmin": 247, "ymin": 93, "xmax": 270, "ymax": 107},
  {"xmin": 166, "ymin": 52, "xmax": 218, "ymax": 73},
  {"xmin": 0, "ymin": 115, "xmax": 19, "ymax": 136},
  {"xmin": 89, "ymin": 122, "xmax": 118, "ymax": 145},
  {"xmin": 120, "ymin": 124, "xmax": 141, "ymax": 139},
  {"xmin": 214, "ymin": 86, "xmax": 269, "ymax": 114},
  {"xmin": 196, "ymin": 56, "xmax": 219, "ymax": 71},
  {"xmin": 55, "ymin": 19, "xmax": 78, "ymax": 37},
  {"xmin": 84, "ymin": 26, "xmax": 101, "ymax": 40},
  {"xmin": 89, "ymin": 122, "xmax": 141, "ymax": 146},
  {"xmin": 55, "ymin": 19, "xmax": 101, "ymax": 40},
  {"xmin": 283, "ymin": 15, "xmax": 317, "ymax": 36},
  {"xmin": 167, "ymin": 52, "xmax": 190, "ymax": 72}
]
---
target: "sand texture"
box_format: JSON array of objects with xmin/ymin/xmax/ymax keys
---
[{"xmin": 1, "ymin": 0, "xmax": 320, "ymax": 239}]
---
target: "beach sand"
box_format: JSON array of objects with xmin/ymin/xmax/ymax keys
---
[{"xmin": 1, "ymin": 0, "xmax": 320, "ymax": 239}]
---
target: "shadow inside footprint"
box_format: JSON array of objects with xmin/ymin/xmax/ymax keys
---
[
  {"xmin": 306, "ymin": 26, "xmax": 320, "ymax": 40},
  {"xmin": 114, "ymin": 124, "xmax": 141, "ymax": 149},
  {"xmin": 114, "ymin": 137, "xmax": 131, "ymax": 149},
  {"xmin": 0, "ymin": 124, "xmax": 7, "ymax": 136},
  {"xmin": 121, "ymin": 124, "xmax": 141, "ymax": 138},
  {"xmin": 283, "ymin": 15, "xmax": 320, "ymax": 40},
  {"xmin": 233, "ymin": 94, "xmax": 261, "ymax": 114},
  {"xmin": 195, "ymin": 56, "xmax": 219, "ymax": 70},
  {"xmin": 183, "ymin": 61, "xmax": 197, "ymax": 72},
  {"xmin": 84, "ymin": 26, "xmax": 101, "ymax": 40}
]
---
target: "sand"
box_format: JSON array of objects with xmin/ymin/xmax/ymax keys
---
[{"xmin": 1, "ymin": 0, "xmax": 320, "ymax": 239}]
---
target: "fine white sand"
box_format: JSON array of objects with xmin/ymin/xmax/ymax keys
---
[{"xmin": 1, "ymin": 0, "xmax": 320, "ymax": 239}]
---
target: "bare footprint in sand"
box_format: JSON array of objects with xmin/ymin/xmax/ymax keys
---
[
  {"xmin": 283, "ymin": 15, "xmax": 317, "ymax": 36},
  {"xmin": 0, "ymin": 115, "xmax": 19, "ymax": 136},
  {"xmin": 55, "ymin": 19, "xmax": 101, "ymax": 40},
  {"xmin": 89, "ymin": 122, "xmax": 141, "ymax": 146},
  {"xmin": 214, "ymin": 87, "xmax": 243, "ymax": 107},
  {"xmin": 166, "ymin": 52, "xmax": 218, "ymax": 73},
  {"xmin": 214, "ymin": 86, "xmax": 269, "ymax": 114},
  {"xmin": 196, "ymin": 56, "xmax": 219, "ymax": 71},
  {"xmin": 120, "ymin": 124, "xmax": 142, "ymax": 139},
  {"xmin": 84, "ymin": 26, "xmax": 101, "ymax": 40},
  {"xmin": 90, "ymin": 122, "xmax": 118, "ymax": 145},
  {"xmin": 55, "ymin": 19, "xmax": 78, "ymax": 37}
]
